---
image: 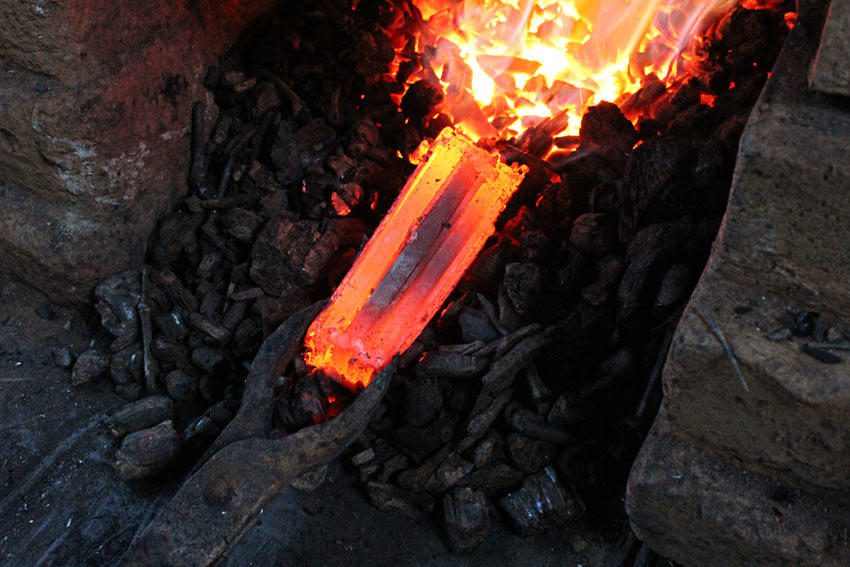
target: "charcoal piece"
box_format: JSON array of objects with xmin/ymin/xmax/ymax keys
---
[
  {"xmin": 199, "ymin": 374, "xmax": 227, "ymax": 402},
  {"xmin": 569, "ymin": 213, "xmax": 617, "ymax": 256},
  {"xmin": 290, "ymin": 464, "xmax": 328, "ymax": 492},
  {"xmin": 499, "ymin": 467, "xmax": 580, "ymax": 535},
  {"xmin": 472, "ymin": 432, "xmax": 500, "ymax": 469},
  {"xmin": 152, "ymin": 310, "xmax": 190, "ymax": 340},
  {"xmin": 115, "ymin": 383, "xmax": 144, "ymax": 402},
  {"xmin": 35, "ymin": 303, "xmax": 58, "ymax": 320},
  {"xmin": 150, "ymin": 336, "xmax": 187, "ymax": 365},
  {"xmin": 109, "ymin": 396, "xmax": 175, "ymax": 437},
  {"xmin": 367, "ymin": 481, "xmax": 434, "ymax": 518},
  {"xmin": 579, "ymin": 101, "xmax": 638, "ymax": 154},
  {"xmin": 443, "ymin": 487, "xmax": 490, "ymax": 553},
  {"xmin": 199, "ymin": 290, "xmax": 224, "ymax": 317},
  {"xmin": 414, "ymin": 351, "xmax": 488, "ymax": 380},
  {"xmin": 164, "ymin": 369, "xmax": 199, "ymax": 402},
  {"xmin": 654, "ymin": 264, "xmax": 690, "ymax": 308},
  {"xmin": 793, "ymin": 311, "xmax": 820, "ymax": 337},
  {"xmin": 717, "ymin": 6, "xmax": 785, "ymax": 51},
  {"xmin": 95, "ymin": 288, "xmax": 140, "ymax": 341},
  {"xmin": 182, "ymin": 415, "xmax": 221, "ymax": 452},
  {"xmin": 506, "ymin": 432, "xmax": 555, "ymax": 474},
  {"xmin": 383, "ymin": 411, "xmax": 458, "ymax": 462},
  {"xmin": 110, "ymin": 345, "xmax": 143, "ymax": 385},
  {"xmin": 52, "ymin": 347, "xmax": 74, "ymax": 369},
  {"xmin": 347, "ymin": 118, "xmax": 379, "ymax": 158},
  {"xmin": 188, "ymin": 312, "xmax": 231, "ymax": 343},
  {"xmin": 269, "ymin": 119, "xmax": 336, "ymax": 185},
  {"xmin": 377, "ymin": 453, "xmax": 411, "ymax": 483},
  {"xmin": 153, "ymin": 270, "xmax": 200, "ymax": 313},
  {"xmin": 503, "ymin": 262, "xmax": 541, "ymax": 317},
  {"xmin": 428, "ymin": 452, "xmax": 474, "ymax": 492},
  {"xmin": 250, "ymin": 213, "xmax": 365, "ymax": 296},
  {"xmin": 459, "ymin": 309, "xmax": 501, "ymax": 344},
  {"xmin": 351, "ymin": 447, "xmax": 376, "ymax": 467},
  {"xmin": 460, "ymin": 235, "xmax": 521, "ymax": 295},
  {"xmin": 222, "ymin": 208, "xmax": 264, "ymax": 244},
  {"xmin": 114, "ymin": 420, "xmax": 181, "ymax": 480},
  {"xmin": 506, "ymin": 406, "xmax": 573, "ymax": 444},
  {"xmin": 462, "ymin": 388, "xmax": 513, "ymax": 448},
  {"xmin": 205, "ymin": 400, "xmax": 236, "ymax": 427},
  {"xmin": 467, "ymin": 462, "xmax": 524, "ymax": 492},
  {"xmin": 671, "ymin": 84, "xmax": 700, "ymax": 109},
  {"xmin": 152, "ymin": 211, "xmax": 205, "ymax": 265},
  {"xmin": 220, "ymin": 300, "xmax": 248, "ymax": 332},
  {"xmin": 619, "ymin": 137, "xmax": 731, "ymax": 241},
  {"xmin": 71, "ymin": 349, "xmax": 111, "ymax": 386},
  {"xmin": 191, "ymin": 346, "xmax": 226, "ymax": 375},
  {"xmin": 802, "ymin": 345, "xmax": 842, "ymax": 365},
  {"xmin": 581, "ymin": 279, "xmax": 610, "ymax": 307},
  {"xmin": 401, "ymin": 376, "xmax": 443, "ymax": 428},
  {"xmin": 401, "ymin": 80, "xmax": 444, "ymax": 120},
  {"xmin": 548, "ymin": 395, "xmax": 595, "ymax": 427}
]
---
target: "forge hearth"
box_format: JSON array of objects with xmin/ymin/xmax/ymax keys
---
[{"xmin": 1, "ymin": 0, "xmax": 848, "ymax": 566}]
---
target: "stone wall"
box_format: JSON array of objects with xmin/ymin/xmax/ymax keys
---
[{"xmin": 0, "ymin": 0, "xmax": 276, "ymax": 304}]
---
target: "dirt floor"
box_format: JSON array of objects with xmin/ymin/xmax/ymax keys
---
[{"xmin": 0, "ymin": 271, "xmax": 611, "ymax": 567}]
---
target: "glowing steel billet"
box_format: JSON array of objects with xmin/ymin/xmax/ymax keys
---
[{"xmin": 304, "ymin": 128, "xmax": 526, "ymax": 388}]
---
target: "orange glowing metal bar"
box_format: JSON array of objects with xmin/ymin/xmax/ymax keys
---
[{"xmin": 305, "ymin": 128, "xmax": 526, "ymax": 388}]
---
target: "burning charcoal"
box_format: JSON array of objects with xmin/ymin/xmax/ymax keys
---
[
  {"xmin": 503, "ymin": 262, "xmax": 541, "ymax": 318},
  {"xmin": 506, "ymin": 432, "xmax": 555, "ymax": 474},
  {"xmin": 717, "ymin": 6, "xmax": 785, "ymax": 52},
  {"xmin": 443, "ymin": 487, "xmax": 490, "ymax": 553},
  {"xmin": 414, "ymin": 352, "xmax": 488, "ymax": 380},
  {"xmin": 548, "ymin": 395, "xmax": 595, "ymax": 427},
  {"xmin": 619, "ymin": 138, "xmax": 731, "ymax": 240},
  {"xmin": 499, "ymin": 467, "xmax": 581, "ymax": 535},
  {"xmin": 110, "ymin": 345, "xmax": 143, "ymax": 385},
  {"xmin": 109, "ymin": 396, "xmax": 175, "ymax": 437},
  {"xmin": 367, "ymin": 481, "xmax": 434, "ymax": 518},
  {"xmin": 164, "ymin": 369, "xmax": 199, "ymax": 402},
  {"xmin": 401, "ymin": 376, "xmax": 443, "ymax": 427},
  {"xmin": 153, "ymin": 310, "xmax": 190, "ymax": 340},
  {"xmin": 182, "ymin": 415, "xmax": 221, "ymax": 452},
  {"xmin": 290, "ymin": 464, "xmax": 329, "ymax": 492},
  {"xmin": 152, "ymin": 211, "xmax": 204, "ymax": 265},
  {"xmin": 114, "ymin": 420, "xmax": 181, "ymax": 480},
  {"xmin": 793, "ymin": 311, "xmax": 820, "ymax": 337},
  {"xmin": 428, "ymin": 452, "xmax": 474, "ymax": 492},
  {"xmin": 190, "ymin": 346, "xmax": 226, "ymax": 375},
  {"xmin": 569, "ymin": 213, "xmax": 617, "ymax": 256},
  {"xmin": 401, "ymin": 80, "xmax": 444, "ymax": 121},
  {"xmin": 459, "ymin": 309, "xmax": 501, "ymax": 344},
  {"xmin": 72, "ymin": 349, "xmax": 111, "ymax": 386},
  {"xmin": 579, "ymin": 101, "xmax": 638, "ymax": 154},
  {"xmin": 189, "ymin": 312, "xmax": 231, "ymax": 343},
  {"xmin": 467, "ymin": 462, "xmax": 524, "ymax": 492},
  {"xmin": 654, "ymin": 264, "xmax": 690, "ymax": 309},
  {"xmin": 52, "ymin": 347, "xmax": 74, "ymax": 370}
]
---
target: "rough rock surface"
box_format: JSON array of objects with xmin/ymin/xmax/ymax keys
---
[{"xmin": 0, "ymin": 0, "xmax": 276, "ymax": 304}]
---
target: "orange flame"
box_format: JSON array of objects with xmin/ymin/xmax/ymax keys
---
[{"xmin": 407, "ymin": 0, "xmax": 738, "ymax": 139}]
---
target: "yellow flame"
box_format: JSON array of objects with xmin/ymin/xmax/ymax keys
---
[{"xmin": 410, "ymin": 0, "xmax": 738, "ymax": 139}]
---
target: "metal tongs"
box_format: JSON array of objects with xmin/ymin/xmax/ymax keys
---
[{"xmin": 118, "ymin": 301, "xmax": 394, "ymax": 567}]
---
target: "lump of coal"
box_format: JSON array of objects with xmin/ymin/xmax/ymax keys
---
[
  {"xmin": 109, "ymin": 396, "xmax": 175, "ymax": 438},
  {"xmin": 401, "ymin": 80, "xmax": 444, "ymax": 121},
  {"xmin": 619, "ymin": 137, "xmax": 730, "ymax": 241},
  {"xmin": 569, "ymin": 213, "xmax": 618, "ymax": 256},
  {"xmin": 114, "ymin": 420, "xmax": 181, "ymax": 480},
  {"xmin": 443, "ymin": 487, "xmax": 490, "ymax": 552},
  {"xmin": 499, "ymin": 466, "xmax": 581, "ymax": 535},
  {"xmin": 71, "ymin": 349, "xmax": 111, "ymax": 385},
  {"xmin": 503, "ymin": 262, "xmax": 541, "ymax": 317},
  {"xmin": 367, "ymin": 481, "xmax": 434, "ymax": 518},
  {"xmin": 401, "ymin": 376, "xmax": 443, "ymax": 428},
  {"xmin": 579, "ymin": 101, "xmax": 638, "ymax": 154}
]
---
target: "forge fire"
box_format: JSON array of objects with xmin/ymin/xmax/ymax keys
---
[{"xmin": 302, "ymin": 0, "xmax": 791, "ymax": 388}]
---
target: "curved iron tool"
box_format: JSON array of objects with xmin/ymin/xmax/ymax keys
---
[{"xmin": 118, "ymin": 301, "xmax": 394, "ymax": 567}]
